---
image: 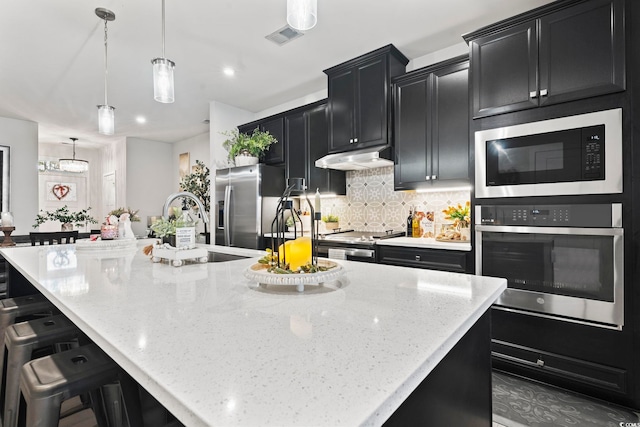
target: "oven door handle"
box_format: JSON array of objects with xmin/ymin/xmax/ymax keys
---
[{"xmin": 475, "ymin": 225, "xmax": 623, "ymax": 236}]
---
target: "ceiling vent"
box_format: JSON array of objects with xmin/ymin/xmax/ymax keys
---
[{"xmin": 265, "ymin": 25, "xmax": 304, "ymax": 46}]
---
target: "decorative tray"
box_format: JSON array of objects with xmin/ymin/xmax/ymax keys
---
[
  {"xmin": 244, "ymin": 260, "xmax": 344, "ymax": 291},
  {"xmin": 76, "ymin": 238, "xmax": 137, "ymax": 251}
]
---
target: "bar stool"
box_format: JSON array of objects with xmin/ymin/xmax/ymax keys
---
[
  {"xmin": 0, "ymin": 294, "xmax": 55, "ymax": 369},
  {"xmin": 19, "ymin": 343, "xmax": 143, "ymax": 427},
  {"xmin": 2, "ymin": 315, "xmax": 82, "ymax": 427}
]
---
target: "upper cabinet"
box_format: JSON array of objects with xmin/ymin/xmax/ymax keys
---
[
  {"xmin": 324, "ymin": 45, "xmax": 409, "ymax": 153},
  {"xmin": 285, "ymin": 101, "xmax": 346, "ymax": 195},
  {"xmin": 238, "ymin": 117, "xmax": 286, "ymax": 166},
  {"xmin": 465, "ymin": 0, "xmax": 625, "ymax": 119},
  {"xmin": 393, "ymin": 56, "xmax": 470, "ymax": 190}
]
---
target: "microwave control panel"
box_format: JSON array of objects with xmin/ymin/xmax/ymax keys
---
[
  {"xmin": 582, "ymin": 125, "xmax": 605, "ymax": 179},
  {"xmin": 479, "ymin": 204, "xmax": 613, "ymax": 227}
]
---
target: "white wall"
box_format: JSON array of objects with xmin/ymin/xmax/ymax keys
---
[
  {"xmin": 209, "ymin": 101, "xmax": 255, "ymax": 170},
  {"xmin": 407, "ymin": 42, "xmax": 469, "ymax": 71},
  {"xmin": 0, "ymin": 117, "xmax": 39, "ymax": 235},
  {"xmin": 172, "ymin": 132, "xmax": 210, "ymax": 189},
  {"xmin": 126, "ymin": 137, "xmax": 174, "ymax": 236}
]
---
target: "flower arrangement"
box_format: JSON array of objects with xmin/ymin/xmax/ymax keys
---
[
  {"xmin": 222, "ymin": 128, "xmax": 277, "ymax": 161},
  {"xmin": 443, "ymin": 201, "xmax": 471, "ymax": 228},
  {"xmin": 33, "ymin": 206, "xmax": 98, "ymax": 229},
  {"xmin": 107, "ymin": 207, "xmax": 140, "ymax": 222}
]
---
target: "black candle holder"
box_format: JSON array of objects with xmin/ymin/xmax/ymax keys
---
[{"xmin": 270, "ymin": 178, "xmax": 319, "ymax": 270}]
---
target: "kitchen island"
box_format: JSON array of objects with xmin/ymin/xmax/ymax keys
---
[{"xmin": 0, "ymin": 240, "xmax": 505, "ymax": 426}]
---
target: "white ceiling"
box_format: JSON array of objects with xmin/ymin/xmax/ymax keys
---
[{"xmin": 0, "ymin": 0, "xmax": 554, "ymax": 148}]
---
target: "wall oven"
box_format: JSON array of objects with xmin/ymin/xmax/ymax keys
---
[
  {"xmin": 475, "ymin": 203, "xmax": 623, "ymax": 329},
  {"xmin": 475, "ymin": 108, "xmax": 622, "ymax": 198}
]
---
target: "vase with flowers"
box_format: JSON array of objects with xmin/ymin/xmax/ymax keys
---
[
  {"xmin": 33, "ymin": 205, "xmax": 98, "ymax": 231},
  {"xmin": 443, "ymin": 201, "xmax": 471, "ymax": 241}
]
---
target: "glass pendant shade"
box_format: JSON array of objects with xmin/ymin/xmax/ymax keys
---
[
  {"xmin": 98, "ymin": 105, "xmax": 115, "ymax": 135},
  {"xmin": 152, "ymin": 58, "xmax": 175, "ymax": 103},
  {"xmin": 287, "ymin": 0, "xmax": 317, "ymax": 31}
]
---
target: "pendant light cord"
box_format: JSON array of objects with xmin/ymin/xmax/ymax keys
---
[
  {"xmin": 162, "ymin": 0, "xmax": 166, "ymax": 58},
  {"xmin": 103, "ymin": 17, "xmax": 109, "ymax": 106}
]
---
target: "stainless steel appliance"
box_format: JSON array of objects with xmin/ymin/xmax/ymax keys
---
[
  {"xmin": 475, "ymin": 203, "xmax": 623, "ymax": 329},
  {"xmin": 215, "ymin": 164, "xmax": 285, "ymax": 249},
  {"xmin": 475, "ymin": 108, "xmax": 622, "ymax": 198},
  {"xmin": 317, "ymin": 230, "xmax": 404, "ymax": 262}
]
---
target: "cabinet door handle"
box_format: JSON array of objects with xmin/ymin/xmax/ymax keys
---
[
  {"xmin": 536, "ymin": 358, "xmax": 545, "ymax": 367},
  {"xmin": 540, "ymin": 89, "xmax": 548, "ymax": 96},
  {"xmin": 349, "ymin": 139, "xmax": 353, "ymax": 143},
  {"xmin": 431, "ymin": 175, "xmax": 437, "ymax": 180},
  {"xmin": 529, "ymin": 90, "xmax": 538, "ymax": 99},
  {"xmin": 353, "ymin": 137, "xmax": 358, "ymax": 143},
  {"xmin": 415, "ymin": 255, "xmax": 421, "ymax": 261},
  {"xmin": 425, "ymin": 176, "xmax": 431, "ymax": 181}
]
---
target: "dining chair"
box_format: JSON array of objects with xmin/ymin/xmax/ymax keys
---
[{"xmin": 29, "ymin": 231, "xmax": 79, "ymax": 246}]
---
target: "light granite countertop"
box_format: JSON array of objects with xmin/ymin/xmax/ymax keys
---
[
  {"xmin": 376, "ymin": 236, "xmax": 472, "ymax": 251},
  {"xmin": 0, "ymin": 239, "xmax": 504, "ymax": 426}
]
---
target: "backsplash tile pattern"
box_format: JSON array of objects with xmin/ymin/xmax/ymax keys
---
[{"xmin": 310, "ymin": 166, "xmax": 471, "ymax": 233}]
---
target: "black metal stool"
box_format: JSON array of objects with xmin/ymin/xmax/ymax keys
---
[{"xmin": 19, "ymin": 343, "xmax": 143, "ymax": 427}]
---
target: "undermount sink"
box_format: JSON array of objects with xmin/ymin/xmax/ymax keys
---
[{"xmin": 207, "ymin": 252, "xmax": 250, "ymax": 263}]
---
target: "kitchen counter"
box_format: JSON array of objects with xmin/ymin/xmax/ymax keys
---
[
  {"xmin": 0, "ymin": 240, "xmax": 504, "ymax": 426},
  {"xmin": 377, "ymin": 236, "xmax": 472, "ymax": 251}
]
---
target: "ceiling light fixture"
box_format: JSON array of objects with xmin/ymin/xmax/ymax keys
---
[
  {"xmin": 95, "ymin": 8, "xmax": 116, "ymax": 136},
  {"xmin": 286, "ymin": 0, "xmax": 317, "ymax": 31},
  {"xmin": 223, "ymin": 67, "xmax": 235, "ymax": 77},
  {"xmin": 59, "ymin": 138, "xmax": 89, "ymax": 173},
  {"xmin": 152, "ymin": 0, "xmax": 175, "ymax": 103}
]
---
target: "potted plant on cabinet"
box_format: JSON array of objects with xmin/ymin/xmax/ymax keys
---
[
  {"xmin": 32, "ymin": 205, "xmax": 98, "ymax": 231},
  {"xmin": 222, "ymin": 128, "xmax": 277, "ymax": 166},
  {"xmin": 322, "ymin": 214, "xmax": 340, "ymax": 231},
  {"xmin": 179, "ymin": 160, "xmax": 210, "ymax": 243}
]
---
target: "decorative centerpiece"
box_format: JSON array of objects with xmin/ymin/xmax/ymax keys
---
[
  {"xmin": 244, "ymin": 181, "xmax": 343, "ymax": 292},
  {"xmin": 32, "ymin": 205, "xmax": 97, "ymax": 231},
  {"xmin": 222, "ymin": 128, "xmax": 278, "ymax": 166}
]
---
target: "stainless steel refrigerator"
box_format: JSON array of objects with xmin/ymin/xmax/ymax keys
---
[{"xmin": 214, "ymin": 164, "xmax": 285, "ymax": 249}]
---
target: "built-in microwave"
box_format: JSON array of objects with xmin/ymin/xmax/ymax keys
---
[{"xmin": 475, "ymin": 108, "xmax": 622, "ymax": 198}]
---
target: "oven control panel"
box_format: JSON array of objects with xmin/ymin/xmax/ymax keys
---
[{"xmin": 479, "ymin": 203, "xmax": 616, "ymax": 227}]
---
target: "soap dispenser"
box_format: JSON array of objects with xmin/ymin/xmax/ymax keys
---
[{"xmin": 175, "ymin": 200, "xmax": 196, "ymax": 249}]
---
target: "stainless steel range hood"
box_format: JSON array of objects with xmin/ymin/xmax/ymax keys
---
[{"xmin": 315, "ymin": 145, "xmax": 394, "ymax": 171}]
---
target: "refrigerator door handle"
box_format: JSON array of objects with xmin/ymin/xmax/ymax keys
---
[{"xmin": 224, "ymin": 185, "xmax": 231, "ymax": 245}]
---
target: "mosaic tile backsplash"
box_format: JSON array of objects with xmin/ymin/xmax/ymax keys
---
[{"xmin": 303, "ymin": 166, "xmax": 471, "ymax": 233}]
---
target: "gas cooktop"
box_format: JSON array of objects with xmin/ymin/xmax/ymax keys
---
[{"xmin": 320, "ymin": 230, "xmax": 405, "ymax": 245}]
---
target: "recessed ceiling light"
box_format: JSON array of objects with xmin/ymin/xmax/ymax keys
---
[
  {"xmin": 223, "ymin": 67, "xmax": 235, "ymax": 77},
  {"xmin": 136, "ymin": 116, "xmax": 147, "ymax": 124}
]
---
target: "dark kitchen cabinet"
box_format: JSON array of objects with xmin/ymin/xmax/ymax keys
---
[
  {"xmin": 285, "ymin": 101, "xmax": 346, "ymax": 194},
  {"xmin": 392, "ymin": 56, "xmax": 469, "ymax": 190},
  {"xmin": 238, "ymin": 116, "xmax": 285, "ymax": 166},
  {"xmin": 324, "ymin": 45, "xmax": 408, "ymax": 153},
  {"xmin": 377, "ymin": 245, "xmax": 470, "ymax": 274},
  {"xmin": 465, "ymin": 0, "xmax": 625, "ymax": 118}
]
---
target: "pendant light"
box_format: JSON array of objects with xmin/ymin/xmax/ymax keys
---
[
  {"xmin": 59, "ymin": 138, "xmax": 89, "ymax": 173},
  {"xmin": 96, "ymin": 8, "xmax": 116, "ymax": 135},
  {"xmin": 151, "ymin": 0, "xmax": 175, "ymax": 103},
  {"xmin": 287, "ymin": 0, "xmax": 317, "ymax": 31}
]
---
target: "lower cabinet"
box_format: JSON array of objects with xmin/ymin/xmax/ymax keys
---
[{"xmin": 377, "ymin": 245, "xmax": 470, "ymax": 273}]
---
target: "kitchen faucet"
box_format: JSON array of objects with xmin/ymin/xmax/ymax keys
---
[{"xmin": 162, "ymin": 191, "xmax": 210, "ymax": 224}]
